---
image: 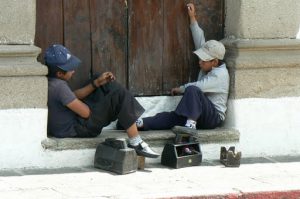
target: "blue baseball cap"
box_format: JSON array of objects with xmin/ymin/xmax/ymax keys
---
[{"xmin": 44, "ymin": 44, "xmax": 81, "ymax": 71}]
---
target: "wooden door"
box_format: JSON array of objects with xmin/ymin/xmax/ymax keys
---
[
  {"xmin": 35, "ymin": 0, "xmax": 224, "ymax": 94},
  {"xmin": 89, "ymin": 0, "xmax": 128, "ymax": 88}
]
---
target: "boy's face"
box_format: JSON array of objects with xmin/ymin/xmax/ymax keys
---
[
  {"xmin": 199, "ymin": 59, "xmax": 218, "ymax": 72},
  {"xmin": 57, "ymin": 70, "xmax": 75, "ymax": 81}
]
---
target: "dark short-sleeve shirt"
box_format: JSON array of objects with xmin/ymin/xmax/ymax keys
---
[{"xmin": 48, "ymin": 78, "xmax": 78, "ymax": 137}]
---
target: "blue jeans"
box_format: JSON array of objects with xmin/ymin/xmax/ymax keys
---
[{"xmin": 142, "ymin": 86, "xmax": 222, "ymax": 130}]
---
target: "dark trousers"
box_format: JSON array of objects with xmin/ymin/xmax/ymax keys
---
[
  {"xmin": 143, "ymin": 86, "xmax": 221, "ymax": 130},
  {"xmin": 74, "ymin": 81, "xmax": 144, "ymax": 137}
]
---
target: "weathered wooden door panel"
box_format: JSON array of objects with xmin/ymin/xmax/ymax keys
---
[
  {"xmin": 35, "ymin": 0, "xmax": 224, "ymax": 95},
  {"xmin": 64, "ymin": 0, "xmax": 92, "ymax": 90},
  {"xmin": 35, "ymin": 0, "xmax": 63, "ymax": 62},
  {"xmin": 128, "ymin": 0, "xmax": 224, "ymax": 95},
  {"xmin": 194, "ymin": 0, "xmax": 224, "ymax": 41},
  {"xmin": 90, "ymin": 0, "xmax": 127, "ymax": 87},
  {"xmin": 163, "ymin": 0, "xmax": 192, "ymax": 94},
  {"xmin": 128, "ymin": 0, "xmax": 164, "ymax": 95}
]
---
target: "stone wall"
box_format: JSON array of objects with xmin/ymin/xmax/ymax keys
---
[
  {"xmin": 224, "ymin": 0, "xmax": 300, "ymax": 99},
  {"xmin": 0, "ymin": 0, "xmax": 49, "ymax": 169},
  {"xmin": 225, "ymin": 0, "xmax": 300, "ymax": 39},
  {"xmin": 223, "ymin": 0, "xmax": 300, "ymax": 157},
  {"xmin": 0, "ymin": 46, "xmax": 47, "ymax": 108},
  {"xmin": 224, "ymin": 39, "xmax": 300, "ymax": 99},
  {"xmin": 0, "ymin": 0, "xmax": 36, "ymax": 44}
]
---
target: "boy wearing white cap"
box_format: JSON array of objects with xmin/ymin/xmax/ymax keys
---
[{"xmin": 136, "ymin": 3, "xmax": 229, "ymax": 131}]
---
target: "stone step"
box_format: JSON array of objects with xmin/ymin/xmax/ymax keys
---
[{"xmin": 42, "ymin": 128, "xmax": 240, "ymax": 151}]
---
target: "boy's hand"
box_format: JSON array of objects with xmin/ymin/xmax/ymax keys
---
[
  {"xmin": 171, "ymin": 87, "xmax": 181, "ymax": 96},
  {"xmin": 94, "ymin": 72, "xmax": 115, "ymax": 87},
  {"xmin": 187, "ymin": 3, "xmax": 196, "ymax": 23}
]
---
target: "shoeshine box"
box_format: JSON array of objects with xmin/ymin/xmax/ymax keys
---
[
  {"xmin": 94, "ymin": 138, "xmax": 138, "ymax": 174},
  {"xmin": 161, "ymin": 142, "xmax": 202, "ymax": 169}
]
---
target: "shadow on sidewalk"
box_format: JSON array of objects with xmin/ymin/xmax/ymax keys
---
[{"xmin": 1, "ymin": 155, "xmax": 300, "ymax": 177}]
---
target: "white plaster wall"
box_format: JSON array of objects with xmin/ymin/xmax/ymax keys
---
[
  {"xmin": 0, "ymin": 108, "xmax": 96, "ymax": 169},
  {"xmin": 225, "ymin": 97, "xmax": 300, "ymax": 158},
  {"xmin": 0, "ymin": 109, "xmax": 47, "ymax": 168},
  {"xmin": 104, "ymin": 96, "xmax": 182, "ymax": 129},
  {"xmin": 136, "ymin": 96, "xmax": 182, "ymax": 117},
  {"xmin": 2, "ymin": 97, "xmax": 300, "ymax": 169},
  {"xmin": 297, "ymin": 25, "xmax": 300, "ymax": 39},
  {"xmin": 40, "ymin": 149, "xmax": 95, "ymax": 169}
]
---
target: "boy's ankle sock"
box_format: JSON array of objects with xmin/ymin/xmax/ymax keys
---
[
  {"xmin": 128, "ymin": 135, "xmax": 142, "ymax": 146},
  {"xmin": 135, "ymin": 118, "xmax": 144, "ymax": 128},
  {"xmin": 185, "ymin": 119, "xmax": 197, "ymax": 129}
]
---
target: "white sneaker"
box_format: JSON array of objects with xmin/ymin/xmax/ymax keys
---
[{"xmin": 185, "ymin": 120, "xmax": 196, "ymax": 129}]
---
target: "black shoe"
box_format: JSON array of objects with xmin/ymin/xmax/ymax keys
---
[{"xmin": 128, "ymin": 141, "xmax": 160, "ymax": 158}]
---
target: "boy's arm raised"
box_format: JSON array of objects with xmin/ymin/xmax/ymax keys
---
[{"xmin": 187, "ymin": 3, "xmax": 205, "ymax": 49}]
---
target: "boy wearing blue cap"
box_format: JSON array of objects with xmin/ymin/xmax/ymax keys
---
[
  {"xmin": 45, "ymin": 44, "xmax": 159, "ymax": 158},
  {"xmin": 136, "ymin": 3, "xmax": 230, "ymax": 131}
]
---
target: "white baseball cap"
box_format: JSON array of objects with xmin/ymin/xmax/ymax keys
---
[{"xmin": 193, "ymin": 40, "xmax": 225, "ymax": 61}]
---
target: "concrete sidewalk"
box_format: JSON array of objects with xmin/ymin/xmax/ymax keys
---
[{"xmin": 1, "ymin": 156, "xmax": 300, "ymax": 199}]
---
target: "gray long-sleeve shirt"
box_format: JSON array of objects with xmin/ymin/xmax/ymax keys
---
[{"xmin": 179, "ymin": 21, "xmax": 229, "ymax": 120}]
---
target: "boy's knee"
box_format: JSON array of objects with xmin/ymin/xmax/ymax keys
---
[
  {"xmin": 100, "ymin": 81, "xmax": 124, "ymax": 95},
  {"xmin": 106, "ymin": 81, "xmax": 124, "ymax": 91}
]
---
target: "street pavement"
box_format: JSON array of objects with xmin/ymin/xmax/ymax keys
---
[{"xmin": 1, "ymin": 156, "xmax": 300, "ymax": 199}]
